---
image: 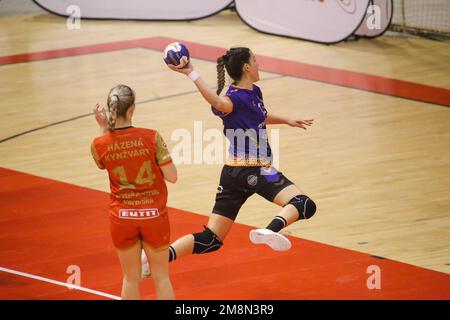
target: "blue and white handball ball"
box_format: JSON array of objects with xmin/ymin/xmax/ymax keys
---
[{"xmin": 163, "ymin": 42, "xmax": 190, "ymax": 69}]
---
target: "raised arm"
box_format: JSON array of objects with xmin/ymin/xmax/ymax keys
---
[
  {"xmin": 167, "ymin": 62, "xmax": 233, "ymax": 113},
  {"xmin": 93, "ymin": 103, "xmax": 109, "ymax": 135}
]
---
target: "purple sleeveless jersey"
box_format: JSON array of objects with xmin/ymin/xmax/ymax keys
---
[{"xmin": 211, "ymin": 84, "xmax": 272, "ymax": 166}]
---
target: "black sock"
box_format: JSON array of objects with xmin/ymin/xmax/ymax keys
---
[
  {"xmin": 266, "ymin": 216, "xmax": 287, "ymax": 233},
  {"xmin": 168, "ymin": 246, "xmax": 176, "ymax": 262}
]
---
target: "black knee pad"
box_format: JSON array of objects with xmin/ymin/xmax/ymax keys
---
[
  {"xmin": 192, "ymin": 226, "xmax": 223, "ymax": 254},
  {"xmin": 286, "ymin": 195, "xmax": 317, "ymax": 220}
]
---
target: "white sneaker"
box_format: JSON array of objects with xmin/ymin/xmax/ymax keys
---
[
  {"xmin": 141, "ymin": 250, "xmax": 151, "ymax": 279},
  {"xmin": 249, "ymin": 229, "xmax": 292, "ymax": 251}
]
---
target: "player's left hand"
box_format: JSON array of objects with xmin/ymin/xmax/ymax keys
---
[{"xmin": 287, "ymin": 119, "xmax": 314, "ymax": 130}]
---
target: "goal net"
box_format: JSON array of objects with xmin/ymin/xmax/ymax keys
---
[{"xmin": 391, "ymin": 0, "xmax": 450, "ymax": 38}]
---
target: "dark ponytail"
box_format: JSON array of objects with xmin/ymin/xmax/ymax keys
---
[
  {"xmin": 215, "ymin": 47, "xmax": 251, "ymax": 95},
  {"xmin": 216, "ymin": 56, "xmax": 226, "ymax": 95}
]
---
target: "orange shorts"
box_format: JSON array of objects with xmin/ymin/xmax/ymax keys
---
[{"xmin": 110, "ymin": 214, "xmax": 170, "ymax": 250}]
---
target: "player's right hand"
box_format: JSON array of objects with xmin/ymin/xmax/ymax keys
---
[{"xmin": 167, "ymin": 61, "xmax": 194, "ymax": 76}]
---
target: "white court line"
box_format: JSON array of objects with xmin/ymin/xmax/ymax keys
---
[{"xmin": 0, "ymin": 266, "xmax": 121, "ymax": 300}]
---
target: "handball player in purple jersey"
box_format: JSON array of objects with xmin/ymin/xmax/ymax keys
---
[{"xmin": 144, "ymin": 47, "xmax": 317, "ymax": 272}]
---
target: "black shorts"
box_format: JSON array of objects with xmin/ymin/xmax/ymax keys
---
[{"xmin": 212, "ymin": 165, "xmax": 294, "ymax": 221}]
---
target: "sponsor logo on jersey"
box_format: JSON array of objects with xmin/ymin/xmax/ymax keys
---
[{"xmin": 119, "ymin": 208, "xmax": 160, "ymax": 219}]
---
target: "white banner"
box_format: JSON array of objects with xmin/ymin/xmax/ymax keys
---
[
  {"xmin": 33, "ymin": 0, "xmax": 232, "ymax": 20},
  {"xmin": 34, "ymin": 0, "xmax": 392, "ymax": 43},
  {"xmin": 355, "ymin": 0, "xmax": 393, "ymax": 38},
  {"xmin": 234, "ymin": 0, "xmax": 370, "ymax": 44}
]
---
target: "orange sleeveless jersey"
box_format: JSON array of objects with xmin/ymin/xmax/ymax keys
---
[{"xmin": 91, "ymin": 127, "xmax": 172, "ymax": 226}]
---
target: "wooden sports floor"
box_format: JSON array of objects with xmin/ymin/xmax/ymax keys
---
[{"xmin": 0, "ymin": 8, "xmax": 449, "ymax": 299}]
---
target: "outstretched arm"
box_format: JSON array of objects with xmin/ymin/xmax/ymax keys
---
[
  {"xmin": 167, "ymin": 62, "xmax": 233, "ymax": 113},
  {"xmin": 266, "ymin": 113, "xmax": 314, "ymax": 130}
]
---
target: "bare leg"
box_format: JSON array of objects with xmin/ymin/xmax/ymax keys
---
[
  {"xmin": 116, "ymin": 241, "xmax": 142, "ymax": 300},
  {"xmin": 142, "ymin": 241, "xmax": 175, "ymax": 300},
  {"xmin": 170, "ymin": 213, "xmax": 234, "ymax": 260}
]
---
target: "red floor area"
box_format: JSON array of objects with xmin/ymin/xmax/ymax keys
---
[{"xmin": 0, "ymin": 167, "xmax": 449, "ymax": 299}]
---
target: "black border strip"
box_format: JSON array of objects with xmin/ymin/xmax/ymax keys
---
[{"xmin": 234, "ymin": 0, "xmax": 371, "ymax": 45}]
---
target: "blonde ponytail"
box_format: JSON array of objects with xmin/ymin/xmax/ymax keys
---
[
  {"xmin": 107, "ymin": 95, "xmax": 119, "ymax": 131},
  {"xmin": 106, "ymin": 85, "xmax": 135, "ymax": 131}
]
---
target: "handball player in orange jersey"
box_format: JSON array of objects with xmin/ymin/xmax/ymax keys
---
[{"xmin": 91, "ymin": 84, "xmax": 176, "ymax": 300}]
